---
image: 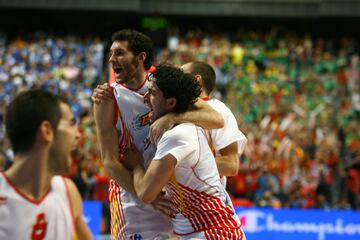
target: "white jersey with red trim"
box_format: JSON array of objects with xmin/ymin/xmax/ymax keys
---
[
  {"xmin": 206, "ymin": 98, "xmax": 247, "ymax": 187},
  {"xmin": 109, "ymin": 79, "xmax": 173, "ymax": 239},
  {"xmin": 0, "ymin": 173, "xmax": 75, "ymax": 240},
  {"xmin": 153, "ymin": 123, "xmax": 244, "ymax": 238}
]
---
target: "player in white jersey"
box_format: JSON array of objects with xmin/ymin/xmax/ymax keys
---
[
  {"xmin": 0, "ymin": 89, "xmax": 92, "ymax": 240},
  {"xmin": 93, "ymin": 30, "xmax": 224, "ymax": 239},
  {"xmin": 182, "ymin": 61, "xmax": 247, "ymax": 187},
  {"xmin": 119, "ymin": 64, "xmax": 245, "ymax": 239}
]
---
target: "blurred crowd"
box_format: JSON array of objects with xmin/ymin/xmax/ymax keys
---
[
  {"xmin": 159, "ymin": 28, "xmax": 360, "ymax": 210},
  {"xmin": 0, "ymin": 32, "xmax": 108, "ymax": 201},
  {"xmin": 0, "ymin": 28, "xmax": 359, "ymax": 213}
]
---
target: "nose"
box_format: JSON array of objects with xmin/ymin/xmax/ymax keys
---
[
  {"xmin": 75, "ymin": 127, "xmax": 81, "ymax": 142},
  {"xmin": 108, "ymin": 52, "xmax": 115, "ymax": 63}
]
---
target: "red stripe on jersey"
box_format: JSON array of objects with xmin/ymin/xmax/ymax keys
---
[
  {"xmin": 168, "ymin": 181, "xmax": 240, "ymax": 235},
  {"xmin": 0, "ymin": 172, "xmax": 51, "ymax": 205},
  {"xmin": 0, "ymin": 196, "xmax": 7, "ymax": 205},
  {"xmin": 204, "ymin": 227, "xmax": 244, "ymax": 240},
  {"xmin": 109, "ymin": 180, "xmax": 127, "ymax": 239}
]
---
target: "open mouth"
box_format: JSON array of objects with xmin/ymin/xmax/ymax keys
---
[{"xmin": 113, "ymin": 66, "xmax": 123, "ymax": 75}]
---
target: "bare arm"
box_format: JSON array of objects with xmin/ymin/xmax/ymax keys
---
[
  {"xmin": 150, "ymin": 99, "xmax": 224, "ymax": 143},
  {"xmin": 92, "ymin": 84, "xmax": 136, "ymax": 194},
  {"xmin": 64, "ymin": 178, "xmax": 93, "ymax": 240},
  {"xmin": 134, "ymin": 154, "xmax": 176, "ymax": 203},
  {"xmin": 123, "ymin": 148, "xmax": 176, "ymax": 204},
  {"xmin": 215, "ymin": 142, "xmax": 240, "ymax": 176}
]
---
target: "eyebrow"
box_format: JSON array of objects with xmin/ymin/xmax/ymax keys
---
[{"xmin": 109, "ymin": 47, "xmax": 126, "ymax": 54}]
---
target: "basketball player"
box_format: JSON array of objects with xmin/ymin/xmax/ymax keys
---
[
  {"xmin": 93, "ymin": 29, "xmax": 223, "ymax": 239},
  {"xmin": 121, "ymin": 64, "xmax": 246, "ymax": 239},
  {"xmin": 149, "ymin": 61, "xmax": 248, "ymax": 224},
  {"xmin": 0, "ymin": 89, "xmax": 92, "ymax": 240},
  {"xmin": 182, "ymin": 61, "xmax": 247, "ymax": 182}
]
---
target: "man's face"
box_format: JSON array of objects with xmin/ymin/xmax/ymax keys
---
[
  {"xmin": 49, "ymin": 102, "xmax": 80, "ymax": 174},
  {"xmin": 109, "ymin": 40, "xmax": 139, "ymax": 84},
  {"xmin": 144, "ymin": 81, "xmax": 168, "ymax": 123}
]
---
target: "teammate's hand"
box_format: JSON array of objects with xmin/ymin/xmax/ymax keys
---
[
  {"xmin": 122, "ymin": 145, "xmax": 143, "ymax": 171},
  {"xmin": 91, "ymin": 83, "xmax": 113, "ymax": 104},
  {"xmin": 152, "ymin": 191, "xmax": 177, "ymax": 218},
  {"xmin": 150, "ymin": 113, "xmax": 175, "ymax": 144}
]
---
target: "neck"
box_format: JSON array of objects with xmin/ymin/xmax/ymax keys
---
[
  {"xmin": 5, "ymin": 148, "xmax": 52, "ymax": 200},
  {"xmin": 200, "ymin": 91, "xmax": 209, "ymax": 99},
  {"xmin": 123, "ymin": 67, "xmax": 147, "ymax": 90}
]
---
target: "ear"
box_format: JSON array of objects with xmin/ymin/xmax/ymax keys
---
[
  {"xmin": 194, "ymin": 74, "xmax": 203, "ymax": 86},
  {"xmin": 37, "ymin": 121, "xmax": 54, "ymax": 145},
  {"xmin": 165, "ymin": 97, "xmax": 177, "ymax": 111},
  {"xmin": 137, "ymin": 52, "xmax": 147, "ymax": 64}
]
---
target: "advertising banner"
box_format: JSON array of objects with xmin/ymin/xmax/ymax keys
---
[{"xmin": 236, "ymin": 207, "xmax": 360, "ymax": 240}]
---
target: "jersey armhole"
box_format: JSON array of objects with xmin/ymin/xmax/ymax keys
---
[{"xmin": 62, "ymin": 177, "xmax": 76, "ymax": 233}]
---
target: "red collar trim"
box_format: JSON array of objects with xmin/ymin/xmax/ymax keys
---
[{"xmin": 1, "ymin": 172, "xmax": 51, "ymax": 205}]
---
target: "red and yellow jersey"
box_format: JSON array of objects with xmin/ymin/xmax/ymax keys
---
[
  {"xmin": 0, "ymin": 173, "xmax": 76, "ymax": 240},
  {"xmin": 109, "ymin": 70, "xmax": 173, "ymax": 239},
  {"xmin": 153, "ymin": 123, "xmax": 244, "ymax": 238}
]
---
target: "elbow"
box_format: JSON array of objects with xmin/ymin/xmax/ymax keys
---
[
  {"xmin": 103, "ymin": 158, "xmax": 120, "ymax": 175},
  {"xmin": 216, "ymin": 114, "xmax": 225, "ymax": 128},
  {"xmin": 137, "ymin": 189, "xmax": 156, "ymax": 204},
  {"xmin": 230, "ymin": 164, "xmax": 240, "ymax": 176},
  {"xmin": 227, "ymin": 164, "xmax": 239, "ymax": 176},
  {"xmin": 228, "ymin": 157, "xmax": 240, "ymax": 176}
]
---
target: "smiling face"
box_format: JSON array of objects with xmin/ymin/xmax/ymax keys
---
[
  {"xmin": 144, "ymin": 80, "xmax": 170, "ymax": 123},
  {"xmin": 109, "ymin": 40, "xmax": 140, "ymax": 85},
  {"xmin": 49, "ymin": 102, "xmax": 80, "ymax": 175}
]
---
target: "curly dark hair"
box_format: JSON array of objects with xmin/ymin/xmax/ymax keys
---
[
  {"xmin": 152, "ymin": 64, "xmax": 201, "ymax": 113},
  {"xmin": 112, "ymin": 29, "xmax": 154, "ymax": 70}
]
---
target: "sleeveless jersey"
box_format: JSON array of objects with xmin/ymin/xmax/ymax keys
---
[
  {"xmin": 153, "ymin": 123, "xmax": 244, "ymax": 238},
  {"xmin": 0, "ymin": 173, "xmax": 75, "ymax": 240},
  {"xmin": 109, "ymin": 76, "xmax": 173, "ymax": 239}
]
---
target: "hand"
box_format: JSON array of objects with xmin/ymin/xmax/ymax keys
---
[
  {"xmin": 152, "ymin": 191, "xmax": 177, "ymax": 218},
  {"xmin": 150, "ymin": 113, "xmax": 175, "ymax": 144},
  {"xmin": 122, "ymin": 145, "xmax": 143, "ymax": 171},
  {"xmin": 91, "ymin": 83, "xmax": 113, "ymax": 104}
]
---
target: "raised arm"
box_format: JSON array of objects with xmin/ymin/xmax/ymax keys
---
[
  {"xmin": 92, "ymin": 84, "xmax": 136, "ymax": 194},
  {"xmin": 150, "ymin": 99, "xmax": 224, "ymax": 143},
  {"xmin": 64, "ymin": 178, "xmax": 93, "ymax": 240}
]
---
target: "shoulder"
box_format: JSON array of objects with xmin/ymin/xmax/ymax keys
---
[
  {"xmin": 62, "ymin": 177, "xmax": 82, "ymax": 217},
  {"xmin": 63, "ymin": 177, "xmax": 79, "ymax": 193},
  {"xmin": 162, "ymin": 123, "xmax": 197, "ymax": 141},
  {"xmin": 155, "ymin": 123, "xmax": 198, "ymax": 162},
  {"xmin": 209, "ymin": 99, "xmax": 232, "ymax": 114},
  {"xmin": 157, "ymin": 123, "xmax": 198, "ymax": 153}
]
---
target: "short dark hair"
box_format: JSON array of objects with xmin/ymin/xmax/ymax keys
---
[
  {"xmin": 152, "ymin": 64, "xmax": 201, "ymax": 113},
  {"xmin": 112, "ymin": 29, "xmax": 154, "ymax": 70},
  {"xmin": 188, "ymin": 61, "xmax": 216, "ymax": 95},
  {"xmin": 5, "ymin": 89, "xmax": 64, "ymax": 154}
]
